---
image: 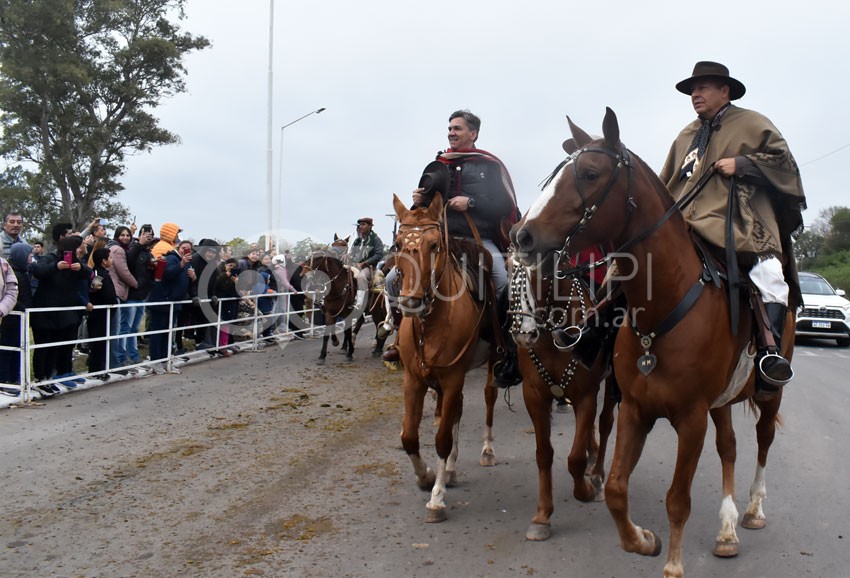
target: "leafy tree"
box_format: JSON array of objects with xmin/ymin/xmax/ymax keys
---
[
  {"xmin": 291, "ymin": 237, "xmax": 327, "ymax": 262},
  {"xmin": 0, "ymin": 165, "xmax": 56, "ymax": 241},
  {"xmin": 794, "ymin": 228, "xmax": 825, "ymax": 271},
  {"xmin": 0, "ymin": 0, "xmax": 209, "ymax": 231},
  {"xmin": 225, "ymin": 237, "xmax": 249, "ymax": 258},
  {"xmin": 826, "ymin": 207, "xmax": 850, "ymax": 253}
]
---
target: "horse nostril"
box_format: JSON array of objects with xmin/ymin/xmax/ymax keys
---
[{"xmin": 516, "ymin": 229, "xmax": 534, "ymax": 252}]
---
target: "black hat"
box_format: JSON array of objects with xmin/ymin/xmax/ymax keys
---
[
  {"xmin": 676, "ymin": 61, "xmax": 746, "ymax": 100},
  {"xmin": 356, "ymin": 217, "xmax": 373, "ymax": 226},
  {"xmin": 198, "ymin": 238, "xmax": 219, "ymax": 247},
  {"xmin": 417, "ymin": 160, "xmax": 451, "ymax": 198}
]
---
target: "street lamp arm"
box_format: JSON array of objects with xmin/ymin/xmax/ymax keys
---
[
  {"xmin": 275, "ymin": 107, "xmax": 326, "ymax": 252},
  {"xmin": 281, "ymin": 107, "xmax": 326, "ymax": 130}
]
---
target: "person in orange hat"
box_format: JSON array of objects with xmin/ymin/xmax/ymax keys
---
[
  {"xmin": 152, "ymin": 222, "xmax": 181, "ymax": 259},
  {"xmin": 146, "ymin": 222, "xmax": 195, "ymax": 373}
]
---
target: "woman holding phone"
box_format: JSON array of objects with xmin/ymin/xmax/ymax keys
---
[{"xmin": 30, "ymin": 235, "xmax": 91, "ymax": 395}]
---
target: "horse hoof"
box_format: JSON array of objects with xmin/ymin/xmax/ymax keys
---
[
  {"xmin": 713, "ymin": 540, "xmax": 739, "ymax": 558},
  {"xmin": 317, "ymin": 358, "xmax": 326, "ymax": 365},
  {"xmin": 480, "ymin": 450, "xmax": 497, "ymax": 467},
  {"xmin": 526, "ymin": 523, "xmax": 552, "ymax": 541},
  {"xmin": 641, "ymin": 528, "xmax": 662, "ymax": 557},
  {"xmin": 344, "ymin": 355, "xmax": 353, "ymax": 362},
  {"xmin": 417, "ymin": 470, "xmax": 436, "ymax": 491},
  {"xmin": 331, "ymin": 335, "xmax": 339, "ymax": 346},
  {"xmin": 383, "ymin": 361, "xmax": 399, "ymax": 371},
  {"xmin": 742, "ymin": 513, "xmax": 766, "ymax": 530},
  {"xmin": 425, "ymin": 507, "xmax": 447, "ymax": 523},
  {"xmin": 590, "ymin": 476, "xmax": 605, "ymax": 502}
]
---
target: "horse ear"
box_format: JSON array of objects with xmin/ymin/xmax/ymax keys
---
[
  {"xmin": 344, "ymin": 236, "xmax": 350, "ymax": 244},
  {"xmin": 602, "ymin": 107, "xmax": 620, "ymax": 149},
  {"xmin": 562, "ymin": 138, "xmax": 579, "ymax": 155},
  {"xmin": 393, "ymin": 193, "xmax": 408, "ymax": 220},
  {"xmin": 334, "ymin": 233, "xmax": 339, "ymax": 241},
  {"xmin": 567, "ymin": 116, "xmax": 593, "ymax": 148},
  {"xmin": 428, "ymin": 192, "xmax": 444, "ymax": 221}
]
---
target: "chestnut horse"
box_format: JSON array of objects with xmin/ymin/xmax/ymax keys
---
[
  {"xmin": 392, "ymin": 193, "xmax": 499, "ymax": 523},
  {"xmin": 511, "ymin": 108, "xmax": 793, "ymax": 578},
  {"xmin": 509, "ymin": 254, "xmax": 618, "ymax": 540}
]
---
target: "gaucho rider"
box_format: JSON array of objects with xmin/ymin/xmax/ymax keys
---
[
  {"xmin": 660, "ymin": 61, "xmax": 806, "ymax": 395},
  {"xmin": 349, "ymin": 217, "xmax": 385, "ymax": 312},
  {"xmin": 384, "ymin": 109, "xmax": 522, "ymax": 387}
]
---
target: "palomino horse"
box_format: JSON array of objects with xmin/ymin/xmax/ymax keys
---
[
  {"xmin": 300, "ymin": 250, "xmax": 361, "ymax": 364},
  {"xmin": 392, "ymin": 193, "xmax": 500, "ymax": 523},
  {"xmin": 511, "ymin": 108, "xmax": 794, "ymax": 578},
  {"xmin": 509, "ymin": 253, "xmax": 618, "ymax": 540}
]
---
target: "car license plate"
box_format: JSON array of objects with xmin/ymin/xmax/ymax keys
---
[{"xmin": 812, "ymin": 321, "xmax": 831, "ymax": 329}]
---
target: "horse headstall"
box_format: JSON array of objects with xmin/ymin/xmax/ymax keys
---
[{"xmin": 552, "ymin": 143, "xmax": 633, "ymax": 275}]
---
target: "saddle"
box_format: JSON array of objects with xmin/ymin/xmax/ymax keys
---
[
  {"xmin": 690, "ymin": 231, "xmax": 780, "ymax": 354},
  {"xmin": 446, "ymin": 236, "xmax": 492, "ymax": 304}
]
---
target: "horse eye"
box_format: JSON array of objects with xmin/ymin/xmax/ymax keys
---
[
  {"xmin": 430, "ymin": 242, "xmax": 439, "ymax": 252},
  {"xmin": 581, "ymin": 169, "xmax": 599, "ymax": 182}
]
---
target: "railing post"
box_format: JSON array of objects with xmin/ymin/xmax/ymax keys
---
[
  {"xmin": 166, "ymin": 302, "xmax": 175, "ymax": 372},
  {"xmin": 22, "ymin": 310, "xmax": 32, "ymax": 403}
]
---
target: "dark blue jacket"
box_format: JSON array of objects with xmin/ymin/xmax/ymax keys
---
[{"xmin": 147, "ymin": 251, "xmax": 190, "ymax": 313}]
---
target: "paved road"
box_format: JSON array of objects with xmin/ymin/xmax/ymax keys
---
[{"xmin": 0, "ymin": 332, "xmax": 846, "ymax": 578}]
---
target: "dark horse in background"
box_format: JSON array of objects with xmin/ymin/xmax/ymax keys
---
[
  {"xmin": 299, "ymin": 249, "xmax": 361, "ymax": 364},
  {"xmin": 329, "ymin": 234, "xmax": 389, "ymax": 357},
  {"xmin": 511, "ymin": 108, "xmax": 794, "ymax": 578},
  {"xmin": 393, "ymin": 193, "xmax": 500, "ymax": 523}
]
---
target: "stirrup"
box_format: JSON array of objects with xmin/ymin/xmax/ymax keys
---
[
  {"xmin": 376, "ymin": 320, "xmax": 393, "ymax": 339},
  {"xmin": 758, "ymin": 353, "xmax": 793, "ymax": 387}
]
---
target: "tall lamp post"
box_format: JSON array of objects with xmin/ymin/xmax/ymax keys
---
[{"xmin": 276, "ymin": 107, "xmax": 326, "ymax": 251}]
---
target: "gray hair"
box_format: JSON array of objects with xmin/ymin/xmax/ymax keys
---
[{"xmin": 449, "ymin": 109, "xmax": 481, "ymax": 137}]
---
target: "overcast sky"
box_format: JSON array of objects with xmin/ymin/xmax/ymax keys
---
[{"xmin": 119, "ymin": 0, "xmax": 849, "ymax": 249}]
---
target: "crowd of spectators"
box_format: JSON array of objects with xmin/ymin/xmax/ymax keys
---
[{"xmin": 0, "ymin": 211, "xmax": 301, "ymax": 398}]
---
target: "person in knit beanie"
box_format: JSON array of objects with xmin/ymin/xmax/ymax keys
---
[{"xmin": 151, "ymin": 223, "xmax": 181, "ymax": 259}]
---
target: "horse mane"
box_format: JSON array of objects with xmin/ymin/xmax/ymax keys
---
[{"xmin": 307, "ymin": 250, "xmax": 345, "ymax": 268}]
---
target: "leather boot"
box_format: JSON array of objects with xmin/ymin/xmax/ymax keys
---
[
  {"xmin": 757, "ymin": 302, "xmax": 793, "ymax": 390},
  {"xmin": 493, "ymin": 340, "xmax": 522, "ymax": 388},
  {"xmin": 493, "ymin": 288, "xmax": 522, "ymax": 388},
  {"xmin": 382, "ymin": 344, "xmax": 400, "ymax": 363}
]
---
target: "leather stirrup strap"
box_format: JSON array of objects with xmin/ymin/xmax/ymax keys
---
[
  {"xmin": 462, "ymin": 210, "xmax": 506, "ymax": 354},
  {"xmin": 749, "ymin": 287, "xmax": 777, "ymax": 350}
]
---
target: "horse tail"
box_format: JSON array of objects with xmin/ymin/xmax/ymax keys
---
[{"xmin": 746, "ymin": 398, "xmax": 784, "ymax": 430}]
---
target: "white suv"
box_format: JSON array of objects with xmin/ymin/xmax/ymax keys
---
[{"xmin": 796, "ymin": 271, "xmax": 850, "ymax": 347}]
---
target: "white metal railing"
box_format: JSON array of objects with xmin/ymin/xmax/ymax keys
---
[{"xmin": 0, "ymin": 290, "xmax": 321, "ymax": 407}]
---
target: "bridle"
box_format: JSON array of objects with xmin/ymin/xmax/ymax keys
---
[
  {"xmin": 547, "ymin": 141, "xmax": 716, "ymax": 282},
  {"xmin": 396, "ymin": 215, "xmax": 486, "ymax": 370},
  {"xmin": 304, "ymin": 252, "xmax": 354, "ymax": 318},
  {"xmin": 551, "ymin": 144, "xmax": 634, "ymax": 279},
  {"xmin": 396, "ymin": 220, "xmax": 445, "ymax": 314}
]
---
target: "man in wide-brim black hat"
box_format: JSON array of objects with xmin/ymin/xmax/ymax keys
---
[{"xmin": 660, "ymin": 60, "xmax": 807, "ymax": 397}]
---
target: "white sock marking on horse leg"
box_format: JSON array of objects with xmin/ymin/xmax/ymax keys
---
[
  {"xmin": 427, "ymin": 459, "xmax": 448, "ymax": 511},
  {"xmin": 447, "ymin": 421, "xmax": 460, "ymax": 477},
  {"xmin": 716, "ymin": 494, "xmax": 739, "ymax": 544},
  {"xmin": 409, "ymin": 454, "xmax": 430, "ymax": 485},
  {"xmin": 745, "ymin": 464, "xmax": 767, "ymax": 519},
  {"xmin": 481, "ymin": 424, "xmax": 494, "ymax": 460}
]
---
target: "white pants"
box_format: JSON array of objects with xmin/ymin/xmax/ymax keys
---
[{"xmin": 748, "ymin": 256, "xmax": 788, "ymax": 306}]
